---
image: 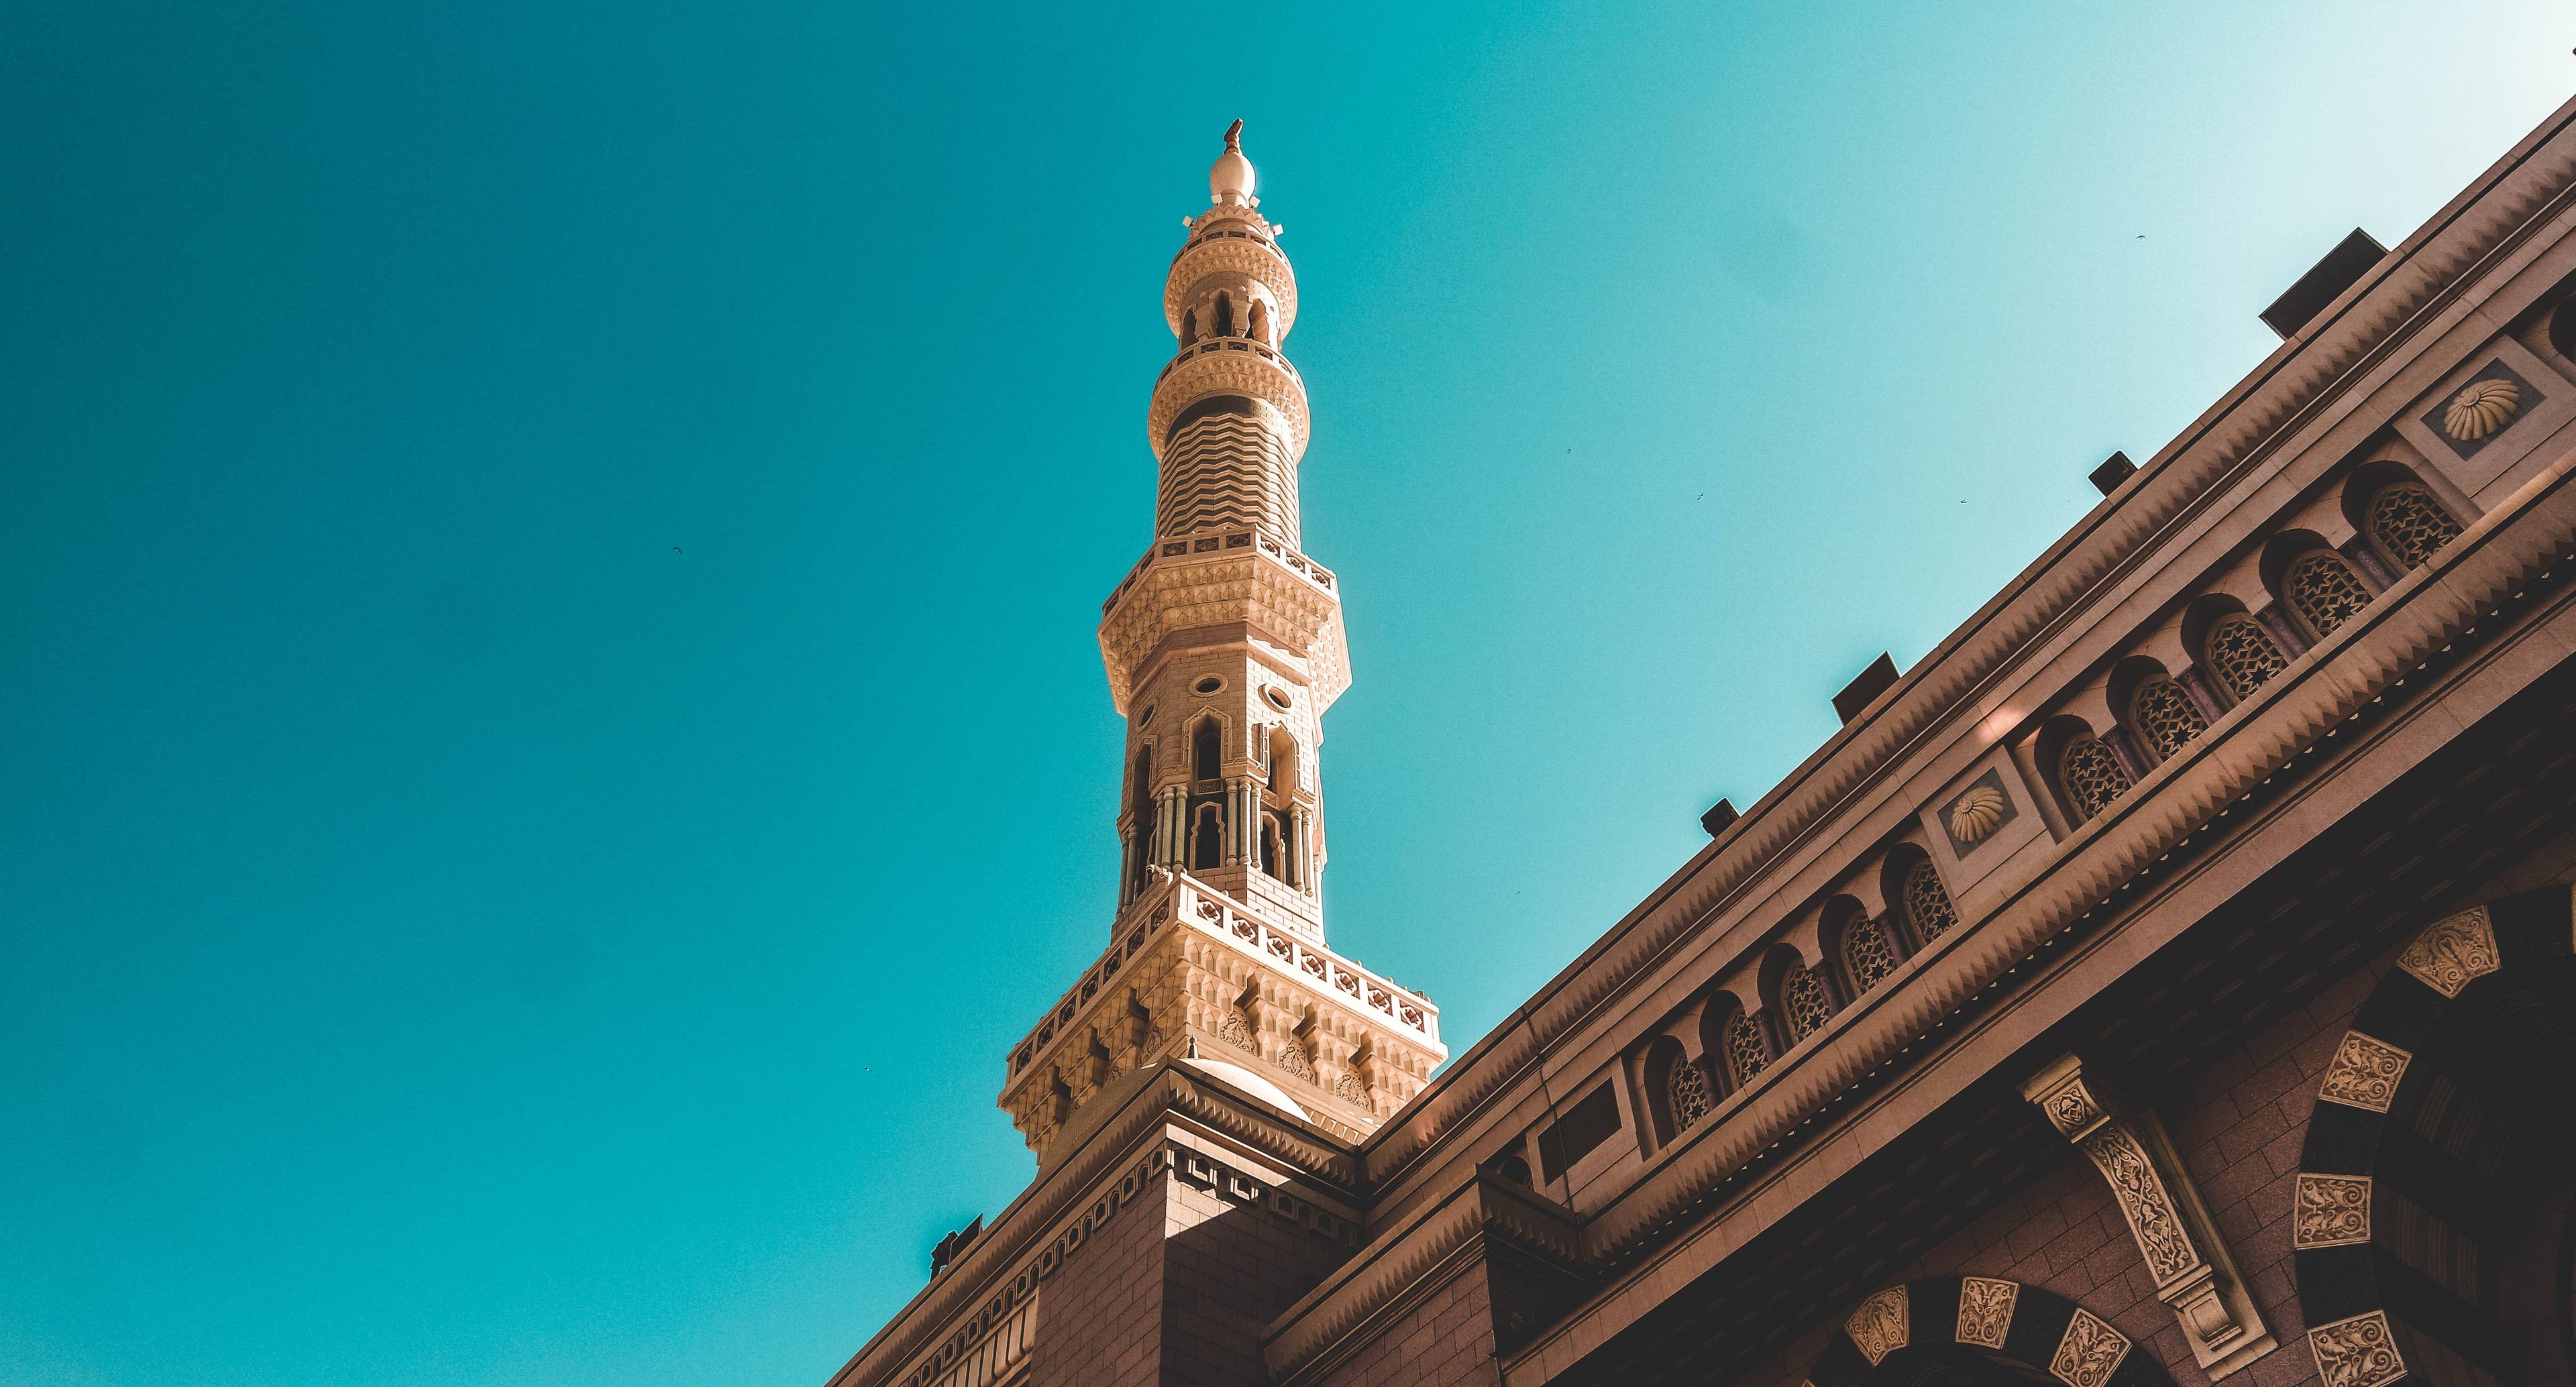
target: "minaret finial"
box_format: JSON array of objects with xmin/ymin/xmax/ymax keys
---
[{"xmin": 1210, "ymin": 121, "xmax": 1254, "ymax": 206}]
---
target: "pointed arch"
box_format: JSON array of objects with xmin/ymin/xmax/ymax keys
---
[
  {"xmin": 1189, "ymin": 802, "xmax": 1223, "ymax": 871},
  {"xmin": 1214, "ymin": 290, "xmax": 1234, "ymax": 338},
  {"xmin": 1267, "ymin": 725, "xmax": 1298, "ymax": 796},
  {"xmin": 1642, "ymin": 1035, "xmax": 1711, "ymax": 1146},
  {"xmin": 1192, "ymin": 716, "xmax": 1222, "ymax": 781}
]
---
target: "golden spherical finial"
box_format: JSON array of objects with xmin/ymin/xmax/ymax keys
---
[{"xmin": 1210, "ymin": 119, "xmax": 1255, "ymax": 205}]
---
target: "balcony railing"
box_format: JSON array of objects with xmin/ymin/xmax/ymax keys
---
[{"xmin": 1004, "ymin": 873, "xmax": 1436, "ymax": 1083}]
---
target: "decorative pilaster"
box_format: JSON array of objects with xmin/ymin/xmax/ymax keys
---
[
  {"xmin": 1116, "ymin": 822, "xmax": 1136, "ymax": 903},
  {"xmin": 1289, "ymin": 805, "xmax": 1316, "ymax": 893},
  {"xmin": 2021, "ymin": 1054, "xmax": 2277, "ymax": 1377},
  {"xmin": 1155, "ymin": 787, "xmax": 1186, "ymax": 872}
]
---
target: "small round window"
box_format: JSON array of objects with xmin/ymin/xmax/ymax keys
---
[
  {"xmin": 1135, "ymin": 705, "xmax": 1155, "ymax": 728},
  {"xmin": 1263, "ymin": 686, "xmax": 1292, "ymax": 711},
  {"xmin": 1193, "ymin": 676, "xmax": 1225, "ymax": 696}
]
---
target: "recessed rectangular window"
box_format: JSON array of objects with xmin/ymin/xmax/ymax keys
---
[{"xmin": 1537, "ymin": 1082, "xmax": 1621, "ymax": 1183}]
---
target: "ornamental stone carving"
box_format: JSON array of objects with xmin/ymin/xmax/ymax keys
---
[
  {"xmin": 2080, "ymin": 1125, "xmax": 2196, "ymax": 1282},
  {"xmin": 2316, "ymin": 1032, "xmax": 2410, "ymax": 1112},
  {"xmin": 1845, "ymin": 1286, "xmax": 1908, "ymax": 1365},
  {"xmin": 2394, "ymin": 905, "xmax": 2500, "ymax": 998},
  {"xmin": 1947, "ymin": 782, "xmax": 2010, "ymax": 845},
  {"xmin": 2440, "ymin": 376, "xmax": 2520, "ymax": 439},
  {"xmin": 1955, "ymin": 1277, "xmax": 2017, "ymax": 1349},
  {"xmin": 2049, "ymin": 1309, "xmax": 2131, "ymax": 1387},
  {"xmin": 2021, "ymin": 1054, "xmax": 2276, "ymax": 1377},
  {"xmin": 2307, "ymin": 1311, "xmax": 2406, "ymax": 1387},
  {"xmin": 2292, "ymin": 1174, "xmax": 2371, "ymax": 1248}
]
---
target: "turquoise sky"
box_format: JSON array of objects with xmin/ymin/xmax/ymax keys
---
[{"xmin": 5, "ymin": 3, "xmax": 2570, "ymax": 1385}]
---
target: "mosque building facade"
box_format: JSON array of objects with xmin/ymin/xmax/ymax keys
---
[{"xmin": 831, "ymin": 103, "xmax": 2576, "ymax": 1387}]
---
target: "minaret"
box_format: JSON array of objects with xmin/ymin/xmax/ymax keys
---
[
  {"xmin": 998, "ymin": 125, "xmax": 1442, "ymax": 1156},
  {"xmin": 1108, "ymin": 119, "xmax": 1338, "ymax": 940}
]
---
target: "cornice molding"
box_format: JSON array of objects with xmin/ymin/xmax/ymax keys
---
[
  {"xmin": 1574, "ymin": 453, "xmax": 2576, "ymax": 1260},
  {"xmin": 1364, "ymin": 93, "xmax": 2576, "ymax": 1187}
]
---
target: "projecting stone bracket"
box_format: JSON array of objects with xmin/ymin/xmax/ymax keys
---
[{"xmin": 2021, "ymin": 1054, "xmax": 2279, "ymax": 1379}]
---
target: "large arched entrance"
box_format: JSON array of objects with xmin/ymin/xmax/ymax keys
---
[{"xmin": 2291, "ymin": 884, "xmax": 2576, "ymax": 1387}]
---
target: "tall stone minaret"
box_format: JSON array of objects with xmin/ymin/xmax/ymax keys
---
[
  {"xmin": 1102, "ymin": 121, "xmax": 1342, "ymax": 944},
  {"xmin": 1000, "ymin": 125, "xmax": 1442, "ymax": 1156}
]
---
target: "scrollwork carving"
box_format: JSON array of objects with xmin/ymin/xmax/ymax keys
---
[
  {"xmin": 1955, "ymin": 1277, "xmax": 2017, "ymax": 1348},
  {"xmin": 2395, "ymin": 905, "xmax": 2499, "ymax": 998},
  {"xmin": 2049, "ymin": 1309, "xmax": 2130, "ymax": 1387},
  {"xmin": 2081, "ymin": 1126, "xmax": 2197, "ymax": 1283},
  {"xmin": 2307, "ymin": 1311, "xmax": 2405, "ymax": 1387},
  {"xmin": 1844, "ymin": 1286, "xmax": 1908, "ymax": 1365},
  {"xmin": 2317, "ymin": 1032, "xmax": 2411, "ymax": 1112},
  {"xmin": 2292, "ymin": 1173, "xmax": 2371, "ymax": 1248}
]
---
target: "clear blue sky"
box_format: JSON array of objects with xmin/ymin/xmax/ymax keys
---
[{"xmin": 3, "ymin": 3, "xmax": 2568, "ymax": 1384}]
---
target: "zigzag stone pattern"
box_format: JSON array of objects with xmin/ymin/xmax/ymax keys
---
[{"xmin": 1159, "ymin": 406, "xmax": 1301, "ymax": 547}]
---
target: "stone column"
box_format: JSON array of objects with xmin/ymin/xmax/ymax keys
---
[
  {"xmin": 1157, "ymin": 787, "xmax": 1186, "ymax": 872},
  {"xmin": 2021, "ymin": 1054, "xmax": 2277, "ymax": 1378},
  {"xmin": 1289, "ymin": 806, "xmax": 1316, "ymax": 894},
  {"xmin": 1117, "ymin": 821, "xmax": 1136, "ymax": 903}
]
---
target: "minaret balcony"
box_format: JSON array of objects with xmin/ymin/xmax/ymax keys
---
[
  {"xmin": 1146, "ymin": 339, "xmax": 1309, "ymax": 459},
  {"xmin": 1163, "ymin": 215, "xmax": 1297, "ymax": 336},
  {"xmin": 1097, "ymin": 524, "xmax": 1350, "ymax": 714},
  {"xmin": 998, "ymin": 872, "xmax": 1444, "ymax": 1156}
]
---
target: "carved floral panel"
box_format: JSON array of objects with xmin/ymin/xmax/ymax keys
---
[
  {"xmin": 2308, "ymin": 1311, "xmax": 2406, "ymax": 1387},
  {"xmin": 2048, "ymin": 1309, "xmax": 2131, "ymax": 1387},
  {"xmin": 2317, "ymin": 1032, "xmax": 2411, "ymax": 1112},
  {"xmin": 1845, "ymin": 1286, "xmax": 1908, "ymax": 1366},
  {"xmin": 2292, "ymin": 1173, "xmax": 2371, "ymax": 1248},
  {"xmin": 2080, "ymin": 1126, "xmax": 2198, "ymax": 1283},
  {"xmin": 1954, "ymin": 1277, "xmax": 2017, "ymax": 1349},
  {"xmin": 2395, "ymin": 905, "xmax": 2500, "ymax": 998}
]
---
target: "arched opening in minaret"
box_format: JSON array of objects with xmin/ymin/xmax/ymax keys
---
[
  {"xmin": 1189, "ymin": 803, "xmax": 1223, "ymax": 871},
  {"xmin": 1128, "ymin": 746, "xmax": 1155, "ymax": 893},
  {"xmin": 1246, "ymin": 299, "xmax": 1270, "ymax": 344},
  {"xmin": 1192, "ymin": 718, "xmax": 1222, "ymax": 782},
  {"xmin": 1260, "ymin": 811, "xmax": 1285, "ymax": 881},
  {"xmin": 1179, "ymin": 307, "xmax": 1197, "ymax": 346},
  {"xmin": 1266, "ymin": 726, "xmax": 1297, "ymax": 796},
  {"xmin": 1214, "ymin": 291, "xmax": 1234, "ymax": 338}
]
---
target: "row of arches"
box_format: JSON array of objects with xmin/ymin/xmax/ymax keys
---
[
  {"xmin": 1179, "ymin": 290, "xmax": 1277, "ymax": 349},
  {"xmin": 1638, "ymin": 849, "xmax": 1966, "ymax": 1148},
  {"xmin": 1124, "ymin": 716, "xmax": 1309, "ymax": 889},
  {"xmin": 2044, "ymin": 473, "xmax": 2466, "ymax": 827}
]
